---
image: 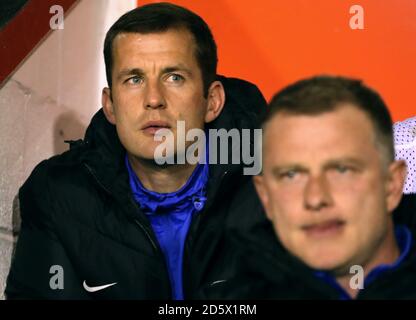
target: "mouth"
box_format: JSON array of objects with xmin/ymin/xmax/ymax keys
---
[
  {"xmin": 141, "ymin": 121, "xmax": 171, "ymax": 135},
  {"xmin": 301, "ymin": 219, "xmax": 346, "ymax": 238}
]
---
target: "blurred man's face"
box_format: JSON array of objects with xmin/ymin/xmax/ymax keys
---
[
  {"xmin": 254, "ymin": 105, "xmax": 405, "ymax": 274},
  {"xmin": 102, "ymin": 28, "xmax": 223, "ymax": 161}
]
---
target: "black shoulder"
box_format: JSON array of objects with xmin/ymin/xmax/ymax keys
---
[
  {"xmin": 218, "ymin": 75, "xmax": 267, "ymax": 119},
  {"xmin": 19, "ymin": 146, "xmax": 87, "ymax": 227},
  {"xmin": 19, "ymin": 159, "xmax": 56, "ymax": 229},
  {"xmin": 394, "ymin": 193, "xmax": 416, "ymax": 231}
]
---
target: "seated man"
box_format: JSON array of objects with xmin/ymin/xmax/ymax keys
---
[
  {"xmin": 5, "ymin": 3, "xmax": 266, "ymax": 299},
  {"xmin": 208, "ymin": 75, "xmax": 416, "ymax": 299}
]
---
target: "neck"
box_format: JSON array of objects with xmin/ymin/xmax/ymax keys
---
[
  {"xmin": 336, "ymin": 222, "xmax": 400, "ymax": 299},
  {"xmin": 127, "ymin": 153, "xmax": 198, "ymax": 193}
]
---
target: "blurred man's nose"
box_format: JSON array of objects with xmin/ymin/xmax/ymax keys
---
[
  {"xmin": 144, "ymin": 80, "xmax": 166, "ymax": 109},
  {"xmin": 303, "ymin": 174, "xmax": 333, "ymax": 211}
]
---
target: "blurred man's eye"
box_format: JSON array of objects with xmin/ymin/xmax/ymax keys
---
[
  {"xmin": 329, "ymin": 164, "xmax": 359, "ymax": 176},
  {"xmin": 335, "ymin": 165, "xmax": 351, "ymax": 174},
  {"xmin": 280, "ymin": 170, "xmax": 299, "ymax": 180},
  {"xmin": 272, "ymin": 167, "xmax": 305, "ymax": 182},
  {"xmin": 336, "ymin": 165, "xmax": 354, "ymax": 173}
]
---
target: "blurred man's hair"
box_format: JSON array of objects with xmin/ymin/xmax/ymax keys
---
[
  {"xmin": 265, "ymin": 75, "xmax": 394, "ymax": 163},
  {"xmin": 104, "ymin": 2, "xmax": 217, "ymax": 96}
]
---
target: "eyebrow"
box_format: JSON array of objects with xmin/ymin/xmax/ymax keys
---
[
  {"xmin": 271, "ymin": 158, "xmax": 365, "ymax": 174},
  {"xmin": 117, "ymin": 68, "xmax": 144, "ymax": 80},
  {"xmin": 116, "ymin": 64, "xmax": 193, "ymax": 80},
  {"xmin": 271, "ymin": 164, "xmax": 307, "ymax": 176},
  {"xmin": 163, "ymin": 65, "xmax": 193, "ymax": 75},
  {"xmin": 322, "ymin": 158, "xmax": 365, "ymax": 169}
]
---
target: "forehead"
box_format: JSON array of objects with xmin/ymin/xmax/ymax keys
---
[
  {"xmin": 263, "ymin": 104, "xmax": 379, "ymax": 163},
  {"xmin": 112, "ymin": 29, "xmax": 197, "ymax": 68}
]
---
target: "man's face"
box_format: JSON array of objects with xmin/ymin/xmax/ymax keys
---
[
  {"xmin": 102, "ymin": 29, "xmax": 223, "ymax": 160},
  {"xmin": 254, "ymin": 105, "xmax": 405, "ymax": 274}
]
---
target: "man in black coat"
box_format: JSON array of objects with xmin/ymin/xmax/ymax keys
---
[
  {"xmin": 208, "ymin": 75, "xmax": 416, "ymax": 299},
  {"xmin": 5, "ymin": 3, "xmax": 266, "ymax": 299}
]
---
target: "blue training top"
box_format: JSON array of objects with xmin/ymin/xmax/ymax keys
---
[
  {"xmin": 125, "ymin": 154, "xmax": 209, "ymax": 300},
  {"xmin": 314, "ymin": 225, "xmax": 413, "ymax": 300}
]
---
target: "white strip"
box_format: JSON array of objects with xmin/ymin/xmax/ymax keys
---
[
  {"xmin": 210, "ymin": 279, "xmax": 227, "ymax": 286},
  {"xmin": 83, "ymin": 281, "xmax": 117, "ymax": 292}
]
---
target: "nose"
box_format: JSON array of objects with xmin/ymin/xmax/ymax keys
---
[
  {"xmin": 303, "ymin": 174, "xmax": 333, "ymax": 211},
  {"xmin": 144, "ymin": 80, "xmax": 166, "ymax": 109}
]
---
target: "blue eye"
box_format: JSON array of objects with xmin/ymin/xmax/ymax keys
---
[
  {"xmin": 126, "ymin": 76, "xmax": 142, "ymax": 85},
  {"xmin": 167, "ymin": 74, "xmax": 184, "ymax": 83}
]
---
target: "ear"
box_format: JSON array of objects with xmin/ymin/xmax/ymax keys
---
[
  {"xmin": 102, "ymin": 87, "xmax": 116, "ymax": 125},
  {"xmin": 386, "ymin": 160, "xmax": 407, "ymax": 213},
  {"xmin": 253, "ymin": 175, "xmax": 273, "ymax": 221},
  {"xmin": 204, "ymin": 80, "xmax": 225, "ymax": 123}
]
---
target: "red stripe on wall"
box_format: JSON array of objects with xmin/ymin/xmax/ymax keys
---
[{"xmin": 0, "ymin": 0, "xmax": 79, "ymax": 87}]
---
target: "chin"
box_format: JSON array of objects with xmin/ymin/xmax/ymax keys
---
[
  {"xmin": 130, "ymin": 143, "xmax": 162, "ymax": 158},
  {"xmin": 308, "ymin": 260, "xmax": 344, "ymax": 272},
  {"xmin": 301, "ymin": 250, "xmax": 348, "ymax": 272},
  {"xmin": 125, "ymin": 147, "xmax": 155, "ymax": 161}
]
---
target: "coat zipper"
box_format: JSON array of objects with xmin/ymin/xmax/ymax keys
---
[
  {"xmin": 183, "ymin": 170, "xmax": 229, "ymax": 292},
  {"xmin": 133, "ymin": 219, "xmax": 158, "ymax": 251},
  {"xmin": 196, "ymin": 170, "xmax": 229, "ymax": 220}
]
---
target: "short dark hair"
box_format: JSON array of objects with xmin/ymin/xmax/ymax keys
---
[
  {"xmin": 265, "ymin": 75, "xmax": 394, "ymax": 162},
  {"xmin": 103, "ymin": 2, "xmax": 217, "ymax": 96}
]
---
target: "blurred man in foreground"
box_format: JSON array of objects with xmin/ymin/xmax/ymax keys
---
[{"xmin": 209, "ymin": 76, "xmax": 416, "ymax": 299}]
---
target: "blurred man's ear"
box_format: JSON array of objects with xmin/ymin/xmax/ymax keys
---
[
  {"xmin": 204, "ymin": 81, "xmax": 225, "ymax": 123},
  {"xmin": 102, "ymin": 87, "xmax": 116, "ymax": 125},
  {"xmin": 253, "ymin": 175, "xmax": 273, "ymax": 221},
  {"xmin": 386, "ymin": 160, "xmax": 407, "ymax": 213}
]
